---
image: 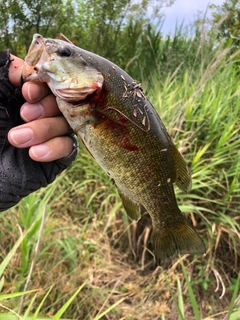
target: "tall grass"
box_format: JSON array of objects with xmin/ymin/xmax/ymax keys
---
[{"xmin": 0, "ymin": 27, "xmax": 240, "ymax": 319}]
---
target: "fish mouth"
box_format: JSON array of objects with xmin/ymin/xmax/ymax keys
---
[
  {"xmin": 52, "ymin": 86, "xmax": 101, "ymax": 103},
  {"xmin": 22, "ymin": 33, "xmax": 104, "ymax": 103},
  {"xmin": 22, "ymin": 34, "xmax": 50, "ymax": 82},
  {"xmin": 22, "ymin": 65, "xmax": 49, "ymax": 83},
  {"xmin": 22, "ymin": 64, "xmax": 103, "ymax": 103}
]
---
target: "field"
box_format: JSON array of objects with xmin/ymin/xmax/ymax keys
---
[{"xmin": 0, "ymin": 23, "xmax": 240, "ymax": 320}]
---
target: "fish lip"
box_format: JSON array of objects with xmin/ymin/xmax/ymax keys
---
[
  {"xmin": 22, "ymin": 60, "xmax": 51, "ymax": 83},
  {"xmin": 22, "ymin": 73, "xmax": 38, "ymax": 83},
  {"xmin": 52, "ymin": 86, "xmax": 101, "ymax": 103},
  {"xmin": 22, "ymin": 68, "xmax": 49, "ymax": 83},
  {"xmin": 21, "ymin": 65, "xmax": 38, "ymax": 83}
]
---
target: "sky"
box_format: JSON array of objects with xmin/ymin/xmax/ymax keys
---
[{"xmin": 161, "ymin": 0, "xmax": 225, "ymax": 34}]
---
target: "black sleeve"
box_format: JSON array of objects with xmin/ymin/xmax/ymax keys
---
[{"xmin": 0, "ymin": 50, "xmax": 78, "ymax": 211}]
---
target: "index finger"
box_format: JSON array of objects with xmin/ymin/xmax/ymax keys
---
[
  {"xmin": 9, "ymin": 54, "xmax": 51, "ymax": 103},
  {"xmin": 22, "ymin": 82, "xmax": 51, "ymax": 103}
]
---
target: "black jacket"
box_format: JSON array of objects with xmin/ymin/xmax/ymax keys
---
[{"xmin": 0, "ymin": 50, "xmax": 77, "ymax": 211}]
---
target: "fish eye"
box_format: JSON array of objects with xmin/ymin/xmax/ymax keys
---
[{"xmin": 58, "ymin": 46, "xmax": 71, "ymax": 57}]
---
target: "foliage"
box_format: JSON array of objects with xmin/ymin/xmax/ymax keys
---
[
  {"xmin": 124, "ymin": 22, "xmax": 217, "ymax": 84},
  {"xmin": 1, "ymin": 21, "xmax": 240, "ymax": 318},
  {"xmin": 0, "ymin": 1, "xmax": 240, "ymax": 319},
  {"xmin": 1, "ymin": 0, "xmax": 217, "ymax": 82},
  {"xmin": 0, "ymin": 0, "xmax": 173, "ymax": 61},
  {"xmin": 210, "ymin": 0, "xmax": 240, "ymax": 45},
  {"xmin": 0, "ymin": 0, "xmax": 70, "ymax": 55}
]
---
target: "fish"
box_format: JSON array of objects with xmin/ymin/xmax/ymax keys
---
[{"xmin": 22, "ymin": 34, "xmax": 206, "ymax": 266}]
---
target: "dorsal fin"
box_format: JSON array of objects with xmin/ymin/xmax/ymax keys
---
[{"xmin": 170, "ymin": 143, "xmax": 192, "ymax": 193}]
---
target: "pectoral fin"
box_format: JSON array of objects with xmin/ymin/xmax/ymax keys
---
[
  {"xmin": 118, "ymin": 190, "xmax": 141, "ymax": 221},
  {"xmin": 170, "ymin": 143, "xmax": 192, "ymax": 193}
]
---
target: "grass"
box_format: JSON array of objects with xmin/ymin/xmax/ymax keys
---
[{"xmin": 0, "ymin": 31, "xmax": 240, "ymax": 319}]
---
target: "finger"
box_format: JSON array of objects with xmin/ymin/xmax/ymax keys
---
[
  {"xmin": 8, "ymin": 117, "xmax": 70, "ymax": 148},
  {"xmin": 20, "ymin": 94, "xmax": 60, "ymax": 122},
  {"xmin": 8, "ymin": 55, "xmax": 24, "ymax": 87},
  {"xmin": 29, "ymin": 136, "xmax": 74, "ymax": 162},
  {"xmin": 22, "ymin": 82, "xmax": 51, "ymax": 103}
]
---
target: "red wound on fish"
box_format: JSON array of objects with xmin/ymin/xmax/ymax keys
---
[
  {"xmin": 96, "ymin": 111, "xmax": 139, "ymax": 151},
  {"xmin": 119, "ymin": 137, "xmax": 139, "ymax": 151},
  {"xmin": 112, "ymin": 128, "xmax": 139, "ymax": 152},
  {"xmin": 91, "ymin": 80, "xmax": 102, "ymax": 89}
]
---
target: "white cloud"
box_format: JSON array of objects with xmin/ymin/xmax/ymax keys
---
[{"xmin": 161, "ymin": 0, "xmax": 225, "ymax": 34}]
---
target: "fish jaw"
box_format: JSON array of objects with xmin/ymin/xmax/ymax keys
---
[
  {"xmin": 56, "ymin": 97, "xmax": 96, "ymax": 141},
  {"xmin": 22, "ymin": 34, "xmax": 50, "ymax": 82},
  {"xmin": 24, "ymin": 34, "xmax": 46, "ymax": 67},
  {"xmin": 22, "ymin": 34, "xmax": 104, "ymax": 103}
]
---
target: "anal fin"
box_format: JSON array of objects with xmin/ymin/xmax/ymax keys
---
[{"xmin": 118, "ymin": 189, "xmax": 141, "ymax": 221}]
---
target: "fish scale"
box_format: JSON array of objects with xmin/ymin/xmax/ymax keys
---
[{"xmin": 22, "ymin": 33, "xmax": 206, "ymax": 266}]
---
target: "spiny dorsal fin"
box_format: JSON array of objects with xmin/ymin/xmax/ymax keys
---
[{"xmin": 118, "ymin": 189, "xmax": 141, "ymax": 221}]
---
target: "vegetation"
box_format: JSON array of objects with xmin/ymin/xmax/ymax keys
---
[
  {"xmin": 0, "ymin": 0, "xmax": 239, "ymax": 319},
  {"xmin": 210, "ymin": 0, "xmax": 240, "ymax": 45}
]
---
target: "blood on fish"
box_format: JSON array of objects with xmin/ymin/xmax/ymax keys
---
[
  {"xmin": 95, "ymin": 111, "xmax": 139, "ymax": 152},
  {"xmin": 119, "ymin": 137, "xmax": 139, "ymax": 151},
  {"xmin": 91, "ymin": 80, "xmax": 102, "ymax": 89}
]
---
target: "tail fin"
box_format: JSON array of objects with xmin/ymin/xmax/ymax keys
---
[{"xmin": 152, "ymin": 218, "xmax": 205, "ymax": 267}]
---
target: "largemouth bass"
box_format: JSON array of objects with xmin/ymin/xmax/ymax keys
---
[{"xmin": 22, "ymin": 34, "xmax": 206, "ymax": 266}]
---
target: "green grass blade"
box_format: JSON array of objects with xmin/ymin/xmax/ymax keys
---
[
  {"xmin": 164, "ymin": 272, "xmax": 185, "ymax": 319},
  {"xmin": 229, "ymin": 309, "xmax": 240, "ymax": 320},
  {"xmin": 22, "ymin": 293, "xmax": 37, "ymax": 320},
  {"xmin": 93, "ymin": 297, "xmax": 125, "ymax": 320},
  {"xmin": 226, "ymin": 275, "xmax": 240, "ymax": 320},
  {"xmin": 177, "ymin": 278, "xmax": 184, "ymax": 320},
  {"xmin": 0, "ymin": 232, "xmax": 27, "ymax": 279},
  {"xmin": 0, "ymin": 316, "xmax": 71, "ymax": 320},
  {"xmin": 0, "ymin": 290, "xmax": 36, "ymax": 301},
  {"xmin": 180, "ymin": 259, "xmax": 201, "ymax": 320},
  {"xmin": 52, "ymin": 282, "xmax": 87, "ymax": 320},
  {"xmin": 31, "ymin": 286, "xmax": 53, "ymax": 320}
]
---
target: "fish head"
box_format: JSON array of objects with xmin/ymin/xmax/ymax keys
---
[{"xmin": 22, "ymin": 34, "xmax": 104, "ymax": 102}]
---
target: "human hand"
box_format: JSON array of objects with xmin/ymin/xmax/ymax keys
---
[
  {"xmin": 8, "ymin": 55, "xmax": 75, "ymax": 162},
  {"xmin": 0, "ymin": 51, "xmax": 77, "ymax": 211}
]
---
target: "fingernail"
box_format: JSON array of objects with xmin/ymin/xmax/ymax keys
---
[
  {"xmin": 21, "ymin": 103, "xmax": 44, "ymax": 121},
  {"xmin": 27, "ymin": 83, "xmax": 45, "ymax": 102},
  {"xmin": 9, "ymin": 128, "xmax": 33, "ymax": 145},
  {"xmin": 31, "ymin": 144, "xmax": 50, "ymax": 158}
]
